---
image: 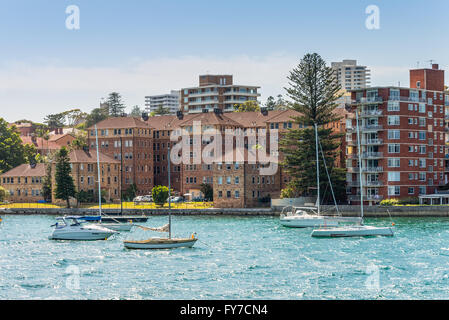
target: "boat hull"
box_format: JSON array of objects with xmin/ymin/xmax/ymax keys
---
[
  {"xmin": 280, "ymin": 216, "xmax": 339, "ymax": 228},
  {"xmin": 99, "ymin": 223, "xmax": 133, "ymax": 232},
  {"xmin": 311, "ymin": 225, "xmax": 394, "ymax": 238},
  {"xmin": 49, "ymin": 230, "xmax": 116, "ymax": 240},
  {"xmin": 100, "ymin": 216, "xmax": 147, "ymax": 223},
  {"xmin": 124, "ymin": 238, "xmax": 197, "ymax": 249}
]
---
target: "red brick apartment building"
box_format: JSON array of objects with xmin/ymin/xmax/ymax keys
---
[
  {"xmin": 87, "ymin": 117, "xmax": 154, "ymax": 196},
  {"xmin": 346, "ymin": 64, "xmax": 447, "ymax": 204},
  {"xmin": 180, "ymin": 75, "xmax": 260, "ymax": 114}
]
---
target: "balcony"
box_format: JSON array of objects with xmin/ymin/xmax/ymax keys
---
[
  {"xmin": 365, "ymin": 181, "xmax": 383, "ymax": 187},
  {"xmin": 351, "ymin": 97, "xmax": 384, "ymax": 104},
  {"xmin": 361, "ymin": 110, "xmax": 383, "ymax": 117},
  {"xmin": 361, "ymin": 125, "xmax": 383, "ymax": 131},
  {"xmin": 389, "ymin": 96, "xmax": 426, "ymax": 103},
  {"xmin": 362, "ymin": 152, "xmax": 383, "ymax": 159},
  {"xmin": 363, "ymin": 166, "xmax": 383, "ymax": 173},
  {"xmin": 362, "ymin": 138, "xmax": 383, "ymax": 145}
]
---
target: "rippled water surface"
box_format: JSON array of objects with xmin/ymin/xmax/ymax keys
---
[{"xmin": 1, "ymin": 215, "xmax": 449, "ymax": 299}]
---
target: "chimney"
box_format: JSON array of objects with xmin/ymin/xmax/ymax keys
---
[{"xmin": 432, "ymin": 64, "xmax": 439, "ymax": 70}]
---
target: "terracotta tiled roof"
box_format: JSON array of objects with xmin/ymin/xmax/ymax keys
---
[
  {"xmin": 0, "ymin": 163, "xmax": 46, "ymax": 177},
  {"xmin": 68, "ymin": 150, "xmax": 120, "ymax": 164},
  {"xmin": 88, "ymin": 117, "xmax": 152, "ymax": 130},
  {"xmin": 48, "ymin": 133, "xmax": 75, "ymax": 142},
  {"xmin": 178, "ymin": 112, "xmax": 243, "ymax": 127},
  {"xmin": 21, "ymin": 136, "xmax": 62, "ymax": 150}
]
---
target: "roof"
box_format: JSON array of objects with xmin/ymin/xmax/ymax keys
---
[
  {"xmin": 69, "ymin": 150, "xmax": 120, "ymax": 164},
  {"xmin": 88, "ymin": 117, "xmax": 152, "ymax": 130},
  {"xmin": 0, "ymin": 163, "xmax": 46, "ymax": 177},
  {"xmin": 21, "ymin": 136, "xmax": 62, "ymax": 150},
  {"xmin": 48, "ymin": 133, "xmax": 76, "ymax": 142},
  {"xmin": 177, "ymin": 112, "xmax": 243, "ymax": 127}
]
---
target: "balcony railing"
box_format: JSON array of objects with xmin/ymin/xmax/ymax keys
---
[
  {"xmin": 361, "ymin": 125, "xmax": 383, "ymax": 131},
  {"xmin": 362, "ymin": 152, "xmax": 383, "ymax": 158},
  {"xmin": 361, "ymin": 110, "xmax": 383, "ymax": 117},
  {"xmin": 389, "ymin": 96, "xmax": 426, "ymax": 103},
  {"xmin": 365, "ymin": 181, "xmax": 383, "ymax": 187},
  {"xmin": 351, "ymin": 97, "xmax": 384, "ymax": 104},
  {"xmin": 362, "ymin": 166, "xmax": 384, "ymax": 173},
  {"xmin": 348, "ymin": 195, "xmax": 384, "ymax": 201},
  {"xmin": 362, "ymin": 139, "xmax": 383, "ymax": 145}
]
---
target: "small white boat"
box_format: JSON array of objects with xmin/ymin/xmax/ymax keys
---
[
  {"xmin": 49, "ymin": 216, "xmax": 117, "ymax": 241},
  {"xmin": 124, "ymin": 236, "xmax": 198, "ymax": 249},
  {"xmin": 311, "ymin": 224, "xmax": 394, "ymax": 237},
  {"xmin": 100, "ymin": 222, "xmax": 133, "ymax": 232},
  {"xmin": 280, "ymin": 207, "xmax": 339, "ymax": 228}
]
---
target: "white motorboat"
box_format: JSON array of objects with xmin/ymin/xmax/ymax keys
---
[
  {"xmin": 49, "ymin": 216, "xmax": 117, "ymax": 240},
  {"xmin": 280, "ymin": 206, "xmax": 339, "ymax": 228},
  {"xmin": 311, "ymin": 112, "xmax": 395, "ymax": 238}
]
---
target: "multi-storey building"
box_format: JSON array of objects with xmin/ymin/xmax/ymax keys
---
[
  {"xmin": 0, "ymin": 163, "xmax": 45, "ymax": 202},
  {"xmin": 331, "ymin": 59, "xmax": 371, "ymax": 91},
  {"xmin": 346, "ymin": 64, "xmax": 446, "ymax": 204},
  {"xmin": 87, "ymin": 117, "xmax": 154, "ymax": 197},
  {"xmin": 180, "ymin": 75, "xmax": 260, "ymax": 114},
  {"xmin": 144, "ymin": 90, "xmax": 180, "ymax": 115},
  {"xmin": 61, "ymin": 149, "xmax": 121, "ymax": 203}
]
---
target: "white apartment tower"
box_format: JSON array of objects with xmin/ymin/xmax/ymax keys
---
[
  {"xmin": 144, "ymin": 90, "xmax": 180, "ymax": 115},
  {"xmin": 331, "ymin": 60, "xmax": 371, "ymax": 90}
]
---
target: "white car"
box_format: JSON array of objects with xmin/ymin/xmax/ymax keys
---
[
  {"xmin": 142, "ymin": 195, "xmax": 153, "ymax": 202},
  {"xmin": 133, "ymin": 196, "xmax": 144, "ymax": 202}
]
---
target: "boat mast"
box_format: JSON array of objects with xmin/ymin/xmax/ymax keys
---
[
  {"xmin": 355, "ymin": 109, "xmax": 364, "ymax": 222},
  {"xmin": 314, "ymin": 123, "xmax": 320, "ymax": 215},
  {"xmin": 168, "ymin": 145, "xmax": 171, "ymax": 239},
  {"xmin": 95, "ymin": 125, "xmax": 102, "ymax": 219}
]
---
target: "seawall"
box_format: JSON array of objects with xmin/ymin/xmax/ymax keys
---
[{"xmin": 2, "ymin": 205, "xmax": 449, "ymax": 217}]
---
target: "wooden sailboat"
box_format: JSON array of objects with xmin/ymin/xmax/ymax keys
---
[
  {"xmin": 124, "ymin": 146, "xmax": 198, "ymax": 249},
  {"xmin": 311, "ymin": 110, "xmax": 395, "ymax": 237}
]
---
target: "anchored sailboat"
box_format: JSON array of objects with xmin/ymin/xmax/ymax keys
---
[
  {"xmin": 311, "ymin": 110, "xmax": 395, "ymax": 237},
  {"xmin": 280, "ymin": 123, "xmax": 348, "ymax": 228},
  {"xmin": 124, "ymin": 146, "xmax": 198, "ymax": 249}
]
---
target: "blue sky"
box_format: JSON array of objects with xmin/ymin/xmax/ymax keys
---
[{"xmin": 1, "ymin": 0, "xmax": 449, "ymax": 122}]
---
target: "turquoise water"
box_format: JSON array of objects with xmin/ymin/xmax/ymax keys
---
[{"xmin": 1, "ymin": 214, "xmax": 449, "ymax": 299}]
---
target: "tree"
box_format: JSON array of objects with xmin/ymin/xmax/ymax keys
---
[
  {"xmin": 200, "ymin": 183, "xmax": 213, "ymax": 201},
  {"xmin": 62, "ymin": 109, "xmax": 88, "ymax": 128},
  {"xmin": 44, "ymin": 113, "xmax": 66, "ymax": 130},
  {"xmin": 85, "ymin": 106, "xmax": 109, "ymax": 128},
  {"xmin": 123, "ymin": 183, "xmax": 137, "ymax": 201},
  {"xmin": 23, "ymin": 143, "xmax": 39, "ymax": 164},
  {"xmin": 54, "ymin": 147, "xmax": 76, "ymax": 208},
  {"xmin": 280, "ymin": 53, "xmax": 345, "ymax": 203},
  {"xmin": 0, "ymin": 186, "xmax": 7, "ymax": 202},
  {"xmin": 153, "ymin": 104, "xmax": 171, "ymax": 116},
  {"xmin": 129, "ymin": 105, "xmax": 143, "ymax": 117},
  {"xmin": 152, "ymin": 185, "xmax": 169, "ymax": 207},
  {"xmin": 274, "ymin": 94, "xmax": 289, "ymax": 110},
  {"xmin": 106, "ymin": 92, "xmax": 126, "ymax": 117},
  {"xmin": 42, "ymin": 163, "xmax": 52, "ymax": 202},
  {"xmin": 234, "ymin": 100, "xmax": 260, "ymax": 112},
  {"xmin": 0, "ymin": 118, "xmax": 28, "ymax": 174},
  {"xmin": 265, "ymin": 96, "xmax": 276, "ymax": 110}
]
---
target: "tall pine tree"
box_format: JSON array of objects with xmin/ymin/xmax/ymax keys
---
[
  {"xmin": 280, "ymin": 53, "xmax": 346, "ymax": 203},
  {"xmin": 54, "ymin": 147, "xmax": 76, "ymax": 208},
  {"xmin": 106, "ymin": 92, "xmax": 126, "ymax": 117}
]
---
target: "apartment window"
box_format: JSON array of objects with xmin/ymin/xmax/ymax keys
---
[
  {"xmin": 418, "ymin": 131, "xmax": 426, "ymax": 140},
  {"xmin": 388, "ymin": 130, "xmax": 400, "ymax": 140},
  {"xmin": 226, "ymin": 191, "xmax": 231, "ymax": 198},
  {"xmin": 387, "ymin": 101, "xmax": 400, "ymax": 111},
  {"xmin": 235, "ymin": 177, "xmax": 239, "ymax": 184},
  {"xmin": 408, "ymin": 187, "xmax": 415, "ymax": 195},
  {"xmin": 388, "ymin": 158, "xmax": 400, "ymax": 168},
  {"xmin": 388, "ymin": 116, "xmax": 400, "ymax": 125},
  {"xmin": 419, "ymin": 186, "xmax": 426, "ymax": 195},
  {"xmin": 235, "ymin": 190, "xmax": 240, "ymax": 199},
  {"xmin": 388, "ymin": 172, "xmax": 401, "ymax": 182},
  {"xmin": 419, "ymin": 159, "xmax": 426, "ymax": 168},
  {"xmin": 419, "ymin": 172, "xmax": 426, "ymax": 181},
  {"xmin": 218, "ymin": 177, "xmax": 223, "ymax": 185},
  {"xmin": 226, "ymin": 177, "xmax": 231, "ymax": 184},
  {"xmin": 388, "ymin": 186, "xmax": 400, "ymax": 196},
  {"xmin": 419, "ymin": 103, "xmax": 426, "ymax": 113},
  {"xmin": 388, "ymin": 144, "xmax": 400, "ymax": 153}
]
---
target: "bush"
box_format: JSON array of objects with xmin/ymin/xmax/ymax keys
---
[
  {"xmin": 398, "ymin": 197, "xmax": 419, "ymax": 205},
  {"xmin": 152, "ymin": 185, "xmax": 169, "ymax": 207},
  {"xmin": 380, "ymin": 198, "xmax": 400, "ymax": 206},
  {"xmin": 0, "ymin": 186, "xmax": 7, "ymax": 202}
]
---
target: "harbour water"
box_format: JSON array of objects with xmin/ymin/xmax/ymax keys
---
[{"xmin": 1, "ymin": 214, "xmax": 449, "ymax": 299}]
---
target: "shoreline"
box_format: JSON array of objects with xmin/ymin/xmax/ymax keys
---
[{"xmin": 2, "ymin": 205, "xmax": 449, "ymax": 217}]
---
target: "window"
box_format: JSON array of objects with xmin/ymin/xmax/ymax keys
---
[
  {"xmin": 235, "ymin": 177, "xmax": 239, "ymax": 184},
  {"xmin": 388, "ymin": 186, "xmax": 400, "ymax": 196},
  {"xmin": 388, "ymin": 116, "xmax": 400, "ymax": 125},
  {"xmin": 388, "ymin": 130, "xmax": 400, "ymax": 140},
  {"xmin": 235, "ymin": 191, "xmax": 240, "ymax": 198},
  {"xmin": 419, "ymin": 131, "xmax": 426, "ymax": 140},
  {"xmin": 419, "ymin": 103, "xmax": 426, "ymax": 113},
  {"xmin": 388, "ymin": 172, "xmax": 401, "ymax": 182},
  {"xmin": 408, "ymin": 187, "xmax": 415, "ymax": 195},
  {"xmin": 388, "ymin": 158, "xmax": 400, "ymax": 167},
  {"xmin": 387, "ymin": 101, "xmax": 400, "ymax": 111},
  {"xmin": 388, "ymin": 144, "xmax": 400, "ymax": 153}
]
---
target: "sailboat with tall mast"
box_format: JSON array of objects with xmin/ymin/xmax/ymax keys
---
[
  {"xmin": 123, "ymin": 146, "xmax": 198, "ymax": 249},
  {"xmin": 311, "ymin": 110, "xmax": 395, "ymax": 237},
  {"xmin": 280, "ymin": 123, "xmax": 341, "ymax": 228}
]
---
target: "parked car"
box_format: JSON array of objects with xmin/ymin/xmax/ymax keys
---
[
  {"xmin": 192, "ymin": 197, "xmax": 205, "ymax": 202},
  {"xmin": 142, "ymin": 195, "xmax": 153, "ymax": 202},
  {"xmin": 133, "ymin": 196, "xmax": 144, "ymax": 202},
  {"xmin": 170, "ymin": 196, "xmax": 184, "ymax": 203}
]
